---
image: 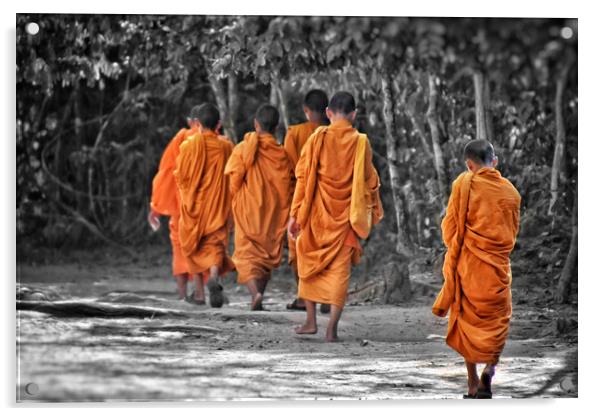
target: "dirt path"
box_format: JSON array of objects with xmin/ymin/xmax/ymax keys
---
[{"xmin": 16, "ymin": 255, "xmax": 577, "ymax": 401}]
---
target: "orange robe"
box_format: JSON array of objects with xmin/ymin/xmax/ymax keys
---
[
  {"xmin": 283, "ymin": 121, "xmax": 319, "ymax": 272},
  {"xmin": 174, "ymin": 130, "xmax": 236, "ymax": 281},
  {"xmin": 432, "ymin": 168, "xmax": 521, "ymax": 365},
  {"xmin": 224, "ymin": 132, "xmax": 295, "ymax": 284},
  {"xmin": 150, "ymin": 127, "xmax": 193, "ymax": 278},
  {"xmin": 290, "ymin": 119, "xmax": 383, "ymax": 308}
]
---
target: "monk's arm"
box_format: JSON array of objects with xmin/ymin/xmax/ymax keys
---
[
  {"xmin": 364, "ymin": 139, "xmax": 379, "ymax": 195},
  {"xmin": 224, "ymin": 144, "xmax": 245, "ymax": 195},
  {"xmin": 150, "ymin": 130, "xmax": 186, "ymax": 215},
  {"xmin": 283, "ymin": 128, "xmax": 298, "ymax": 167},
  {"xmin": 174, "ymin": 136, "xmax": 199, "ymax": 193},
  {"xmin": 364, "ymin": 139, "xmax": 384, "ymax": 224},
  {"xmin": 441, "ymin": 178, "xmax": 460, "ymax": 247},
  {"xmin": 289, "ymin": 141, "xmax": 308, "ymax": 219},
  {"xmin": 513, "ymin": 195, "xmax": 522, "ymax": 239}
]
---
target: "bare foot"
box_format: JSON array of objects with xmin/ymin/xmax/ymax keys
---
[
  {"xmin": 295, "ymin": 323, "xmax": 317, "ymax": 335},
  {"xmin": 477, "ymin": 369, "xmax": 494, "ymax": 398},
  {"xmin": 251, "ymin": 293, "xmax": 263, "ymax": 311},
  {"xmin": 325, "ymin": 331, "xmax": 339, "ymax": 342},
  {"xmin": 185, "ymin": 295, "xmax": 206, "ymax": 305}
]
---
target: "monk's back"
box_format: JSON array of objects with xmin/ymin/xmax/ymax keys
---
[
  {"xmin": 180, "ymin": 133, "xmax": 231, "ymax": 193},
  {"xmin": 176, "ymin": 131, "xmax": 232, "ymax": 240},
  {"xmin": 253, "ymin": 137, "xmax": 292, "ymax": 188},
  {"xmin": 313, "ymin": 121, "xmax": 359, "ymax": 220},
  {"xmin": 285, "ymin": 121, "xmax": 319, "ymax": 166},
  {"xmin": 465, "ymin": 169, "xmax": 521, "ymax": 254},
  {"xmin": 237, "ymin": 135, "xmax": 292, "ymax": 236}
]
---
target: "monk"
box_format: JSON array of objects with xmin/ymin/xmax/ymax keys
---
[
  {"xmin": 283, "ymin": 89, "xmax": 329, "ymax": 312},
  {"xmin": 148, "ymin": 107, "xmax": 199, "ymax": 299},
  {"xmin": 225, "ymin": 104, "xmax": 295, "ymax": 310},
  {"xmin": 432, "ymin": 139, "xmax": 521, "ymax": 399},
  {"xmin": 288, "ymin": 91, "xmax": 383, "ymax": 342},
  {"xmin": 174, "ymin": 103, "xmax": 235, "ymax": 308}
]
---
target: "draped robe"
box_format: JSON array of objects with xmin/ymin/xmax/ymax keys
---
[
  {"xmin": 290, "ymin": 119, "xmax": 383, "ymax": 308},
  {"xmin": 432, "ymin": 168, "xmax": 521, "ymax": 364},
  {"xmin": 225, "ymin": 132, "xmax": 294, "ymax": 284},
  {"xmin": 150, "ymin": 127, "xmax": 192, "ymax": 277},
  {"xmin": 174, "ymin": 130, "xmax": 235, "ymax": 280}
]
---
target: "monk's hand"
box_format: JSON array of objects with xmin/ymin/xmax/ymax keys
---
[
  {"xmin": 148, "ymin": 210, "xmax": 161, "ymax": 232},
  {"xmin": 288, "ymin": 217, "xmax": 300, "ymax": 240}
]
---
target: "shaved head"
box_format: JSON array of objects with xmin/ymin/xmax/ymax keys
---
[
  {"xmin": 191, "ymin": 103, "xmax": 220, "ymax": 130},
  {"xmin": 255, "ymin": 104, "xmax": 280, "ymax": 134},
  {"xmin": 304, "ymin": 89, "xmax": 328, "ymax": 114},
  {"xmin": 464, "ymin": 140, "xmax": 496, "ymax": 165},
  {"xmin": 328, "ymin": 91, "xmax": 356, "ymax": 115}
]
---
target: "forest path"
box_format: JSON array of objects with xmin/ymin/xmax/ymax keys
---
[{"xmin": 16, "ymin": 258, "xmax": 577, "ymax": 401}]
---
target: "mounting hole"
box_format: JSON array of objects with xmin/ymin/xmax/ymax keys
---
[
  {"xmin": 25, "ymin": 382, "xmax": 39, "ymax": 395},
  {"xmin": 25, "ymin": 22, "xmax": 39, "ymax": 36}
]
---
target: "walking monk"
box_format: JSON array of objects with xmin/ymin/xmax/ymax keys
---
[
  {"xmin": 432, "ymin": 139, "xmax": 521, "ymax": 399},
  {"xmin": 225, "ymin": 105, "xmax": 295, "ymax": 310},
  {"xmin": 148, "ymin": 107, "xmax": 199, "ymax": 299},
  {"xmin": 174, "ymin": 103, "xmax": 235, "ymax": 308},
  {"xmin": 288, "ymin": 92, "xmax": 383, "ymax": 342},
  {"xmin": 283, "ymin": 89, "xmax": 329, "ymax": 311}
]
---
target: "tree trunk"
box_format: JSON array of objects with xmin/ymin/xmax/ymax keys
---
[
  {"xmin": 53, "ymin": 90, "xmax": 76, "ymax": 201},
  {"xmin": 426, "ymin": 73, "xmax": 448, "ymax": 208},
  {"xmin": 403, "ymin": 84, "xmax": 433, "ymax": 158},
  {"xmin": 483, "ymin": 73, "xmax": 494, "ymax": 142},
  {"xmin": 269, "ymin": 82, "xmax": 278, "ymax": 107},
  {"xmin": 473, "ymin": 70, "xmax": 488, "ymax": 141},
  {"xmin": 381, "ymin": 75, "xmax": 412, "ymax": 257},
  {"xmin": 227, "ymin": 72, "xmax": 239, "ymax": 140},
  {"xmin": 73, "ymin": 82, "xmax": 87, "ymax": 213},
  {"xmin": 549, "ymin": 54, "xmax": 574, "ymax": 215},
  {"xmin": 209, "ymin": 75, "xmax": 237, "ymax": 141},
  {"xmin": 272, "ymin": 78, "xmax": 290, "ymax": 131},
  {"xmin": 555, "ymin": 189, "xmax": 577, "ymax": 303}
]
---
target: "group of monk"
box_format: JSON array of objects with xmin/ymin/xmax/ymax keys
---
[
  {"xmin": 150, "ymin": 90, "xmax": 383, "ymax": 342},
  {"xmin": 149, "ymin": 88, "xmax": 521, "ymax": 398}
]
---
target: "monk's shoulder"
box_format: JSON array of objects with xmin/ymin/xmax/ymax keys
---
[
  {"xmin": 290, "ymin": 122, "xmax": 314, "ymax": 132},
  {"xmin": 219, "ymin": 134, "xmax": 234, "ymax": 145},
  {"xmin": 165, "ymin": 127, "xmax": 185, "ymax": 147},
  {"xmin": 286, "ymin": 123, "xmax": 305, "ymax": 142},
  {"xmin": 355, "ymin": 130, "xmax": 373, "ymax": 146},
  {"xmin": 231, "ymin": 139, "xmax": 247, "ymax": 155},
  {"xmin": 173, "ymin": 127, "xmax": 186, "ymax": 138},
  {"xmin": 500, "ymin": 176, "xmax": 522, "ymax": 203},
  {"xmin": 450, "ymin": 171, "xmax": 470, "ymax": 192},
  {"xmin": 303, "ymin": 129, "xmax": 319, "ymax": 148}
]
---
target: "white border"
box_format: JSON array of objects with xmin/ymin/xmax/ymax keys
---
[{"xmin": 3, "ymin": 1, "xmax": 597, "ymax": 414}]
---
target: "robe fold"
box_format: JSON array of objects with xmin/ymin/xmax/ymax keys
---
[
  {"xmin": 432, "ymin": 167, "xmax": 521, "ymax": 364},
  {"xmin": 290, "ymin": 119, "xmax": 383, "ymax": 308},
  {"xmin": 174, "ymin": 130, "xmax": 235, "ymax": 280},
  {"xmin": 283, "ymin": 121, "xmax": 319, "ymax": 271},
  {"xmin": 224, "ymin": 132, "xmax": 294, "ymax": 284},
  {"xmin": 150, "ymin": 127, "xmax": 193, "ymax": 277}
]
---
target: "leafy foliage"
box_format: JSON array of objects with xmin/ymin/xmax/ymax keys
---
[{"xmin": 16, "ymin": 14, "xmax": 577, "ymax": 282}]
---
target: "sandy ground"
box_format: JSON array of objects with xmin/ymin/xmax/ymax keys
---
[{"xmin": 16, "ymin": 246, "xmax": 577, "ymax": 402}]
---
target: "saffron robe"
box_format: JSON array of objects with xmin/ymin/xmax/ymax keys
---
[
  {"xmin": 283, "ymin": 121, "xmax": 319, "ymax": 271},
  {"xmin": 150, "ymin": 127, "xmax": 193, "ymax": 277},
  {"xmin": 225, "ymin": 132, "xmax": 294, "ymax": 284},
  {"xmin": 432, "ymin": 168, "xmax": 521, "ymax": 364},
  {"xmin": 174, "ymin": 130, "xmax": 235, "ymax": 280},
  {"xmin": 290, "ymin": 119, "xmax": 383, "ymax": 308}
]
